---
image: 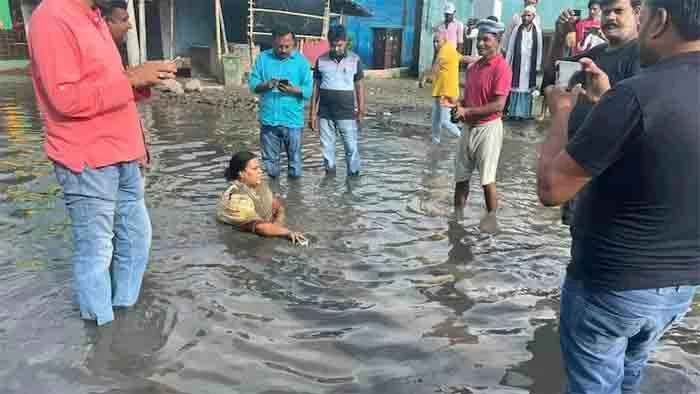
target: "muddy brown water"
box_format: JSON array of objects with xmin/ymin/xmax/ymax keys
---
[{"xmin": 1, "ymin": 76, "xmax": 698, "ymax": 394}]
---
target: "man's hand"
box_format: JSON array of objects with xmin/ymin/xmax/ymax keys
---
[
  {"xmin": 579, "ymin": 58, "xmax": 611, "ymax": 104},
  {"xmin": 278, "ymin": 82, "xmax": 302, "ymax": 96},
  {"xmin": 266, "ymin": 79, "xmax": 280, "ymax": 90},
  {"xmin": 545, "ymin": 85, "xmax": 582, "ymax": 116},
  {"xmin": 460, "ymin": 55, "xmax": 481, "ymax": 65},
  {"xmin": 356, "ymin": 110, "xmax": 364, "ymax": 127},
  {"xmin": 308, "ymin": 115, "xmax": 319, "ymax": 132},
  {"xmin": 555, "ymin": 9, "xmax": 578, "ymax": 36},
  {"xmin": 456, "ymin": 105, "xmax": 472, "ymax": 119},
  {"xmin": 127, "ymin": 60, "xmax": 177, "ymax": 88}
]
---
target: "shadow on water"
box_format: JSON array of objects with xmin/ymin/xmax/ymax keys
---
[{"xmin": 1, "ymin": 75, "xmax": 698, "ymax": 394}]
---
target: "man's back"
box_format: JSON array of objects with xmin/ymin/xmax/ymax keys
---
[{"xmin": 567, "ymin": 52, "xmax": 700, "ymax": 290}]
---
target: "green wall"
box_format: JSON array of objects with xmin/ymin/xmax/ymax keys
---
[{"xmin": 0, "ymin": 0, "xmax": 11, "ymax": 30}]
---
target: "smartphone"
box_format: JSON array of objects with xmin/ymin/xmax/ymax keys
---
[
  {"xmin": 556, "ymin": 60, "xmax": 583, "ymax": 88},
  {"xmin": 278, "ymin": 79, "xmax": 290, "ymax": 86},
  {"xmin": 572, "ymin": 9, "xmax": 582, "ymax": 17}
]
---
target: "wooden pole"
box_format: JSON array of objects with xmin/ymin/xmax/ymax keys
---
[
  {"xmin": 218, "ymin": 0, "xmax": 229, "ymax": 55},
  {"xmin": 125, "ymin": 0, "xmax": 140, "ymax": 66},
  {"xmin": 214, "ymin": 0, "xmax": 222, "ymax": 60},
  {"xmin": 248, "ymin": 0, "xmax": 255, "ymax": 62},
  {"xmin": 322, "ymin": 0, "xmax": 330, "ymax": 37},
  {"xmin": 138, "ymin": 0, "xmax": 147, "ymax": 62},
  {"xmin": 169, "ymin": 0, "xmax": 175, "ymax": 59}
]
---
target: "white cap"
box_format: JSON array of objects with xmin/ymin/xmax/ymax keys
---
[{"xmin": 444, "ymin": 2, "xmax": 456, "ymax": 14}]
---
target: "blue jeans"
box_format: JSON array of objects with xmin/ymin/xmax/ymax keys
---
[
  {"xmin": 560, "ymin": 278, "xmax": 696, "ymax": 394},
  {"xmin": 319, "ymin": 118, "xmax": 360, "ymax": 175},
  {"xmin": 431, "ymin": 97, "xmax": 461, "ymax": 144},
  {"xmin": 54, "ymin": 161, "xmax": 152, "ymax": 326},
  {"xmin": 260, "ymin": 125, "xmax": 303, "ymax": 178}
]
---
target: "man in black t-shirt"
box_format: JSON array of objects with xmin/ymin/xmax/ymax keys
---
[
  {"xmin": 544, "ymin": 0, "xmax": 642, "ymax": 226},
  {"xmin": 538, "ymin": 0, "xmax": 700, "ymax": 392}
]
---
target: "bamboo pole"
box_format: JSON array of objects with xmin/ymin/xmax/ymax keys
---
[
  {"xmin": 250, "ymin": 8, "xmax": 326, "ymax": 20},
  {"xmin": 125, "ymin": 0, "xmax": 140, "ymax": 66},
  {"xmin": 169, "ymin": 0, "xmax": 175, "ymax": 59},
  {"xmin": 322, "ymin": 0, "xmax": 330, "ymax": 37},
  {"xmin": 214, "ymin": 0, "xmax": 222, "ymax": 60},
  {"xmin": 218, "ymin": 0, "xmax": 229, "ymax": 55},
  {"xmin": 251, "ymin": 32, "xmax": 325, "ymax": 40},
  {"xmin": 138, "ymin": 0, "xmax": 147, "ymax": 62},
  {"xmin": 248, "ymin": 0, "xmax": 255, "ymax": 62}
]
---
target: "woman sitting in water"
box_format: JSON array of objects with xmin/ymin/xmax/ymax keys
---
[{"xmin": 217, "ymin": 151, "xmax": 306, "ymax": 243}]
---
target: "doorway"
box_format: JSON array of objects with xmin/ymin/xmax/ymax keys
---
[{"xmin": 372, "ymin": 28, "xmax": 403, "ymax": 69}]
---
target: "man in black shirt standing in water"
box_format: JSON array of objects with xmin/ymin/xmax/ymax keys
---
[
  {"xmin": 538, "ymin": 0, "xmax": 700, "ymax": 392},
  {"xmin": 544, "ymin": 0, "xmax": 642, "ymax": 225}
]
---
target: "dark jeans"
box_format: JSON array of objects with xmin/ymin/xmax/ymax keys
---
[
  {"xmin": 559, "ymin": 278, "xmax": 696, "ymax": 394},
  {"xmin": 260, "ymin": 125, "xmax": 303, "ymax": 178}
]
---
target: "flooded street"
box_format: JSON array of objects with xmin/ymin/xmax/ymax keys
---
[{"xmin": 1, "ymin": 75, "xmax": 698, "ymax": 394}]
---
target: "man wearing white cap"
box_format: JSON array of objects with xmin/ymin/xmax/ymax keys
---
[
  {"xmin": 505, "ymin": 5, "xmax": 543, "ymax": 119},
  {"xmin": 503, "ymin": 0, "xmax": 541, "ymax": 50},
  {"xmin": 452, "ymin": 19, "xmax": 512, "ymax": 223},
  {"xmin": 435, "ymin": 2, "xmax": 465, "ymax": 53}
]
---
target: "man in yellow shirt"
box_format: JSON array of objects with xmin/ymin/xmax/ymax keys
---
[{"xmin": 431, "ymin": 30, "xmax": 479, "ymax": 144}]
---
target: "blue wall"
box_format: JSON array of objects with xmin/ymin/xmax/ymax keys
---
[{"xmin": 344, "ymin": 0, "xmax": 417, "ymax": 69}]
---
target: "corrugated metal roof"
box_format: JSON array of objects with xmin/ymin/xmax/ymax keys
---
[{"xmin": 331, "ymin": 0, "xmax": 373, "ymax": 17}]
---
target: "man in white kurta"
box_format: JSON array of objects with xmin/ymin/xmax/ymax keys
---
[{"xmin": 505, "ymin": 6, "xmax": 542, "ymax": 119}]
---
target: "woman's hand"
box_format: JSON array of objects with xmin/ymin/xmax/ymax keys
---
[{"xmin": 288, "ymin": 231, "xmax": 307, "ymax": 245}]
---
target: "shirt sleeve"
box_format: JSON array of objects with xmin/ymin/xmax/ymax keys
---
[
  {"xmin": 456, "ymin": 23, "xmax": 465, "ymax": 45},
  {"xmin": 248, "ymin": 53, "xmax": 264, "ymax": 94},
  {"xmin": 314, "ymin": 59, "xmax": 323, "ymax": 80},
  {"xmin": 493, "ymin": 61, "xmax": 512, "ymax": 97},
  {"xmin": 298, "ymin": 58, "xmax": 314, "ymax": 100},
  {"xmin": 566, "ymin": 85, "xmax": 644, "ymax": 177},
  {"xmin": 28, "ymin": 16, "xmax": 134, "ymax": 119},
  {"xmin": 354, "ymin": 60, "xmax": 365, "ymax": 82},
  {"xmin": 133, "ymin": 87, "xmax": 152, "ymax": 102}
]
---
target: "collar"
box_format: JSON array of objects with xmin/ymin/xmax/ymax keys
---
[
  {"xmin": 269, "ymin": 49, "xmax": 300, "ymax": 61},
  {"xmin": 479, "ymin": 53, "xmax": 501, "ymax": 65},
  {"xmin": 329, "ymin": 51, "xmax": 348, "ymax": 62}
]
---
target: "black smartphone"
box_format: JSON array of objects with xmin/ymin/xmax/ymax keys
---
[
  {"xmin": 572, "ymin": 9, "xmax": 582, "ymax": 17},
  {"xmin": 278, "ymin": 79, "xmax": 290, "ymax": 86}
]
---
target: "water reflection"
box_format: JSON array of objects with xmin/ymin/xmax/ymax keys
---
[{"xmin": 1, "ymin": 75, "xmax": 698, "ymax": 393}]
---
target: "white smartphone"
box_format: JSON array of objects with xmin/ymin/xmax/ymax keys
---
[{"xmin": 556, "ymin": 60, "xmax": 583, "ymax": 88}]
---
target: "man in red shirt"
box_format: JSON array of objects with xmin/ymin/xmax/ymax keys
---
[
  {"xmin": 28, "ymin": 0, "xmax": 176, "ymax": 326},
  {"xmin": 573, "ymin": 0, "xmax": 603, "ymax": 55},
  {"xmin": 453, "ymin": 19, "xmax": 512, "ymax": 221}
]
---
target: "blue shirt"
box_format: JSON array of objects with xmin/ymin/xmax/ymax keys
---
[{"xmin": 248, "ymin": 49, "xmax": 312, "ymax": 128}]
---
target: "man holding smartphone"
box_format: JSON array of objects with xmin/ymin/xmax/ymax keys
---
[
  {"xmin": 538, "ymin": 0, "xmax": 699, "ymax": 391},
  {"xmin": 573, "ymin": 1, "xmax": 603, "ymax": 55},
  {"xmin": 249, "ymin": 27, "xmax": 313, "ymax": 178},
  {"xmin": 544, "ymin": 0, "xmax": 642, "ymax": 226},
  {"xmin": 28, "ymin": 0, "xmax": 177, "ymax": 325}
]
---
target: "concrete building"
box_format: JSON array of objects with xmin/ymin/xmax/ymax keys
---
[{"xmin": 339, "ymin": 0, "xmax": 416, "ymax": 70}]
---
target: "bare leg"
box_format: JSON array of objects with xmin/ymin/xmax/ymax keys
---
[
  {"xmin": 483, "ymin": 183, "xmax": 499, "ymax": 213},
  {"xmin": 454, "ymin": 181, "xmax": 470, "ymax": 211}
]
